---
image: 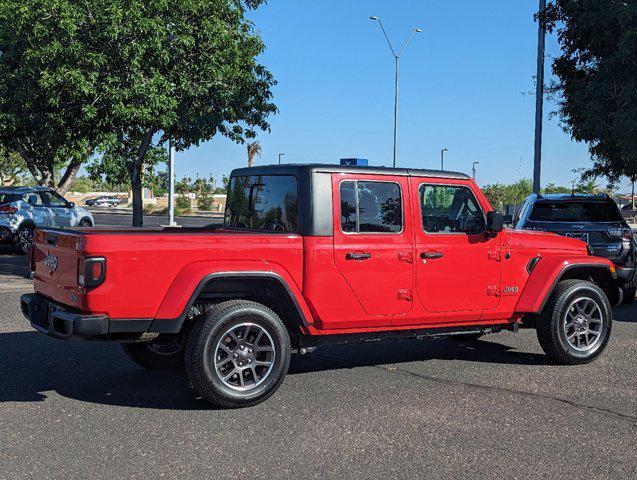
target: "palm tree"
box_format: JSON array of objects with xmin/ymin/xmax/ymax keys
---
[{"xmin": 247, "ymin": 141, "xmax": 262, "ymax": 167}]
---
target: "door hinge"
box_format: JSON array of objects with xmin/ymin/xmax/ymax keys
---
[
  {"xmin": 488, "ymin": 250, "xmax": 501, "ymax": 261},
  {"xmin": 397, "ymin": 289, "xmax": 413, "ymax": 301},
  {"xmin": 487, "ymin": 285, "xmax": 501, "ymax": 297}
]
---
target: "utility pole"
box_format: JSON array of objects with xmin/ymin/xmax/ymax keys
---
[
  {"xmin": 533, "ymin": 0, "xmax": 547, "ymax": 194},
  {"xmin": 472, "ymin": 161, "xmax": 479, "ymax": 182},
  {"xmin": 370, "ymin": 17, "xmax": 422, "ymax": 168},
  {"xmin": 167, "ymin": 140, "xmax": 176, "ymax": 226},
  {"xmin": 278, "ymin": 153, "xmax": 285, "ymax": 165},
  {"xmin": 440, "ymin": 147, "xmax": 448, "ymax": 170}
]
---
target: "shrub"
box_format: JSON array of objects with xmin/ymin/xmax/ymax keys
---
[
  {"xmin": 176, "ymin": 196, "xmax": 191, "ymax": 213},
  {"xmin": 197, "ymin": 192, "xmax": 213, "ymax": 211}
]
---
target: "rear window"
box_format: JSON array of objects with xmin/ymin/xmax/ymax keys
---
[
  {"xmin": 529, "ymin": 201, "xmax": 623, "ymax": 222},
  {"xmin": 224, "ymin": 175, "xmax": 298, "ymax": 232},
  {"xmin": 0, "ymin": 193, "xmax": 21, "ymax": 205}
]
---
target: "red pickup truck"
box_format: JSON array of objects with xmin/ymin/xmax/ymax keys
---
[{"xmin": 21, "ymin": 164, "xmax": 619, "ymax": 408}]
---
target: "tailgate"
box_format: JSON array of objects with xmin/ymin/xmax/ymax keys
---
[{"xmin": 33, "ymin": 229, "xmax": 83, "ymax": 307}]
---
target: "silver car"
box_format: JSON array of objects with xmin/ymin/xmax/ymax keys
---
[{"xmin": 0, "ymin": 186, "xmax": 95, "ymax": 254}]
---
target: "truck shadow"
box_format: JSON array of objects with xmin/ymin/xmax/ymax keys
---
[{"xmin": 0, "ymin": 330, "xmax": 549, "ymax": 410}]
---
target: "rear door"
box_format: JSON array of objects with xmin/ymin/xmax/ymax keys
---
[
  {"xmin": 332, "ymin": 174, "xmax": 414, "ymax": 317},
  {"xmin": 412, "ymin": 179, "xmax": 501, "ymax": 316}
]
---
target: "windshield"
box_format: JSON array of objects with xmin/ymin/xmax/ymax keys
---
[
  {"xmin": 224, "ymin": 175, "xmax": 298, "ymax": 232},
  {"xmin": 529, "ymin": 201, "xmax": 623, "ymax": 222}
]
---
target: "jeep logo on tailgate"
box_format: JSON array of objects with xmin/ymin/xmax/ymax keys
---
[{"xmin": 44, "ymin": 252, "xmax": 58, "ymax": 271}]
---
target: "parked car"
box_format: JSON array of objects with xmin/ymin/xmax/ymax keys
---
[
  {"xmin": 0, "ymin": 186, "xmax": 94, "ymax": 254},
  {"xmin": 85, "ymin": 196, "xmax": 121, "ymax": 207},
  {"xmin": 515, "ymin": 193, "xmax": 635, "ymax": 303},
  {"xmin": 22, "ymin": 164, "xmax": 619, "ymax": 408}
]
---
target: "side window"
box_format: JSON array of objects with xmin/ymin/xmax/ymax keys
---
[
  {"xmin": 339, "ymin": 181, "xmax": 402, "ymax": 233},
  {"xmin": 42, "ymin": 192, "xmax": 69, "ymax": 207},
  {"xmin": 420, "ymin": 184, "xmax": 485, "ymax": 234},
  {"xmin": 24, "ymin": 193, "xmax": 44, "ymax": 207}
]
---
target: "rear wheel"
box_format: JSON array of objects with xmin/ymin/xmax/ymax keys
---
[
  {"xmin": 78, "ymin": 218, "xmax": 93, "ymax": 227},
  {"xmin": 13, "ymin": 225, "xmax": 34, "ymax": 255},
  {"xmin": 185, "ymin": 300, "xmax": 291, "ymax": 408},
  {"xmin": 122, "ymin": 334, "xmax": 186, "ymax": 370},
  {"xmin": 536, "ymin": 280, "xmax": 612, "ymax": 365}
]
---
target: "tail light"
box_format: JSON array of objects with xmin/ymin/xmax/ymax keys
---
[
  {"xmin": 78, "ymin": 257, "xmax": 106, "ymax": 289},
  {"xmin": 607, "ymin": 227, "xmax": 633, "ymax": 240},
  {"xmin": 0, "ymin": 205, "xmax": 18, "ymax": 214}
]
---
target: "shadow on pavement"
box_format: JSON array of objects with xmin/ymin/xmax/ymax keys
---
[
  {"xmin": 612, "ymin": 303, "xmax": 637, "ymax": 323},
  {"xmin": 0, "ymin": 246, "xmax": 29, "ymax": 279},
  {"xmin": 0, "ymin": 329, "xmax": 549, "ymax": 410}
]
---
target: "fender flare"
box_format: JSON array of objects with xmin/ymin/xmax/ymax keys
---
[
  {"xmin": 515, "ymin": 258, "xmax": 616, "ymax": 314},
  {"xmin": 149, "ymin": 271, "xmax": 312, "ymax": 334}
]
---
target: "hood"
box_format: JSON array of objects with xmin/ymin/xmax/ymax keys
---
[{"xmin": 506, "ymin": 229, "xmax": 588, "ymax": 254}]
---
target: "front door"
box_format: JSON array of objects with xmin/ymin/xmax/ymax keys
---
[
  {"xmin": 412, "ymin": 180, "xmax": 501, "ymax": 317},
  {"xmin": 332, "ymin": 174, "xmax": 414, "ymax": 318},
  {"xmin": 42, "ymin": 191, "xmax": 73, "ymax": 227}
]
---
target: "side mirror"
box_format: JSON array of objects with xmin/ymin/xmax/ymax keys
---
[
  {"xmin": 68, "ymin": 202, "xmax": 75, "ymax": 208},
  {"xmin": 486, "ymin": 211, "xmax": 503, "ymax": 233}
]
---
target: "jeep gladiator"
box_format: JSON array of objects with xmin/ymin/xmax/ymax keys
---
[{"xmin": 21, "ymin": 164, "xmax": 619, "ymax": 408}]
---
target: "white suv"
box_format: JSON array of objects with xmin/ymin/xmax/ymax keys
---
[{"xmin": 0, "ymin": 186, "xmax": 95, "ymax": 254}]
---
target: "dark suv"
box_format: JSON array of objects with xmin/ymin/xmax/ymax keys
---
[{"xmin": 515, "ymin": 193, "xmax": 636, "ymax": 303}]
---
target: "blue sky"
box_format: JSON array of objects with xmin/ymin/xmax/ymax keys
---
[{"xmin": 170, "ymin": 0, "xmax": 630, "ymax": 192}]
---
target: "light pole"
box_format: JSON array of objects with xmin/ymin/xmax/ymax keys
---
[
  {"xmin": 370, "ymin": 16, "xmax": 422, "ymax": 168},
  {"xmin": 440, "ymin": 147, "xmax": 448, "ymax": 170},
  {"xmin": 167, "ymin": 140, "xmax": 176, "ymax": 226},
  {"xmin": 533, "ymin": 0, "xmax": 547, "ymax": 194},
  {"xmin": 472, "ymin": 161, "xmax": 479, "ymax": 182},
  {"xmin": 278, "ymin": 153, "xmax": 285, "ymax": 165}
]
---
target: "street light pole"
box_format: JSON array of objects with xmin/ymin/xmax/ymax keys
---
[
  {"xmin": 472, "ymin": 161, "xmax": 479, "ymax": 182},
  {"xmin": 278, "ymin": 153, "xmax": 285, "ymax": 165},
  {"xmin": 533, "ymin": 0, "xmax": 547, "ymax": 194},
  {"xmin": 168, "ymin": 140, "xmax": 176, "ymax": 226},
  {"xmin": 370, "ymin": 17, "xmax": 422, "ymax": 168},
  {"xmin": 440, "ymin": 147, "xmax": 448, "ymax": 170}
]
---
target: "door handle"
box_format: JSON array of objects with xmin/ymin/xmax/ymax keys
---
[
  {"xmin": 420, "ymin": 251, "xmax": 444, "ymax": 259},
  {"xmin": 346, "ymin": 252, "xmax": 372, "ymax": 261}
]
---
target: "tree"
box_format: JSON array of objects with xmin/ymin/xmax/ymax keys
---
[
  {"xmin": 541, "ymin": 1, "xmax": 637, "ymax": 186},
  {"xmin": 0, "ymin": 148, "xmax": 26, "ymax": 186},
  {"xmin": 0, "ymin": 0, "xmax": 109, "ymax": 194},
  {"xmin": 0, "ymin": 0, "xmax": 276, "ymax": 226},
  {"xmin": 247, "ymin": 141, "xmax": 262, "ymax": 167}
]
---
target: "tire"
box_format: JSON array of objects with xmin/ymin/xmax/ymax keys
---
[
  {"xmin": 621, "ymin": 286, "xmax": 636, "ymax": 305},
  {"xmin": 78, "ymin": 218, "xmax": 93, "ymax": 227},
  {"xmin": 185, "ymin": 300, "xmax": 291, "ymax": 409},
  {"xmin": 536, "ymin": 280, "xmax": 612, "ymax": 365},
  {"xmin": 13, "ymin": 224, "xmax": 34, "ymax": 255},
  {"xmin": 122, "ymin": 334, "xmax": 186, "ymax": 370}
]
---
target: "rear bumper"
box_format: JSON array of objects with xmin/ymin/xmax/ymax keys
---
[{"xmin": 20, "ymin": 293, "xmax": 152, "ymax": 341}]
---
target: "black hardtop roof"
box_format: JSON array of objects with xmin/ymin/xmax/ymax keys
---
[
  {"xmin": 528, "ymin": 193, "xmax": 613, "ymax": 203},
  {"xmin": 230, "ymin": 163, "xmax": 470, "ymax": 180}
]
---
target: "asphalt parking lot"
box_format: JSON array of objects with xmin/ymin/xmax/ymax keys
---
[{"xmin": 0, "ymin": 249, "xmax": 635, "ymax": 479}]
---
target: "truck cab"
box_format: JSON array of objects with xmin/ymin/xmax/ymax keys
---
[{"xmin": 21, "ymin": 164, "xmax": 618, "ymax": 408}]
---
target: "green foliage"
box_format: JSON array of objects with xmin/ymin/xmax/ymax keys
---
[
  {"xmin": 176, "ymin": 196, "xmax": 192, "ymax": 213},
  {"xmin": 541, "ymin": 1, "xmax": 637, "ymax": 185},
  {"xmin": 0, "ymin": 0, "xmax": 105, "ymax": 193},
  {"xmin": 483, "ymin": 177, "xmax": 614, "ymax": 211},
  {"xmin": 0, "ymin": 0, "xmax": 276, "ymax": 224},
  {"xmin": 0, "ymin": 148, "xmax": 26, "ymax": 185},
  {"xmin": 197, "ymin": 191, "xmax": 214, "ymax": 211}
]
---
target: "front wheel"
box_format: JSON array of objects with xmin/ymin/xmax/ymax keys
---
[
  {"xmin": 78, "ymin": 218, "xmax": 93, "ymax": 227},
  {"xmin": 536, "ymin": 280, "xmax": 612, "ymax": 365},
  {"xmin": 185, "ymin": 300, "xmax": 291, "ymax": 408},
  {"xmin": 13, "ymin": 225, "xmax": 34, "ymax": 255},
  {"xmin": 122, "ymin": 334, "xmax": 186, "ymax": 370}
]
